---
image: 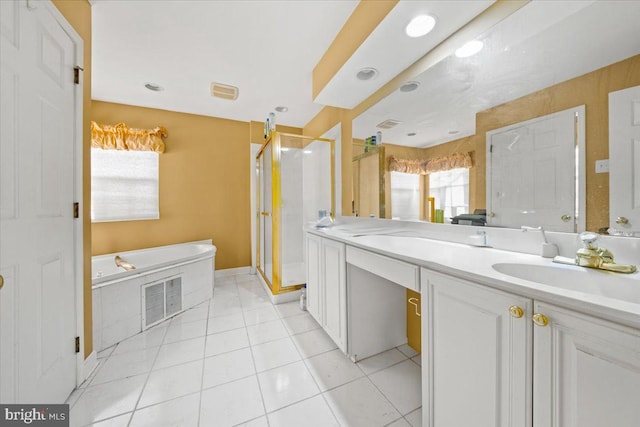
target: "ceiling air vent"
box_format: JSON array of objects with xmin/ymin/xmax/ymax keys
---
[
  {"xmin": 210, "ymin": 82, "xmax": 239, "ymax": 100},
  {"xmin": 376, "ymin": 119, "xmax": 402, "ymax": 129}
]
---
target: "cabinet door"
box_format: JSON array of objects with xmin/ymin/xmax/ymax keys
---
[
  {"xmin": 305, "ymin": 234, "xmax": 322, "ymax": 325},
  {"xmin": 533, "ymin": 302, "xmax": 640, "ymax": 427},
  {"xmin": 322, "ymin": 238, "xmax": 347, "ymax": 352},
  {"xmin": 424, "ymin": 270, "xmax": 532, "ymax": 427}
]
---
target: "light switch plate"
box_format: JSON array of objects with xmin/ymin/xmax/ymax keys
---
[{"xmin": 595, "ymin": 159, "xmax": 609, "ymax": 173}]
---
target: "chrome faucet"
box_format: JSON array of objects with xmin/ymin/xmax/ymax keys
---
[{"xmin": 521, "ymin": 226, "xmax": 558, "ymax": 258}]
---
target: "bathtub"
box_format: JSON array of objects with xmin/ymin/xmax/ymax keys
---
[{"xmin": 92, "ymin": 240, "xmax": 216, "ymax": 352}]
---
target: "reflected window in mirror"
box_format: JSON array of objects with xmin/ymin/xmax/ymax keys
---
[
  {"xmin": 429, "ymin": 168, "xmax": 469, "ymax": 221},
  {"xmin": 391, "ymin": 172, "xmax": 421, "ymax": 221}
]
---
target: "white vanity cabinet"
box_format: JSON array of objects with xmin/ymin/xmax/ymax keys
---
[
  {"xmin": 422, "ymin": 268, "xmax": 640, "ymax": 427},
  {"xmin": 532, "ymin": 302, "xmax": 640, "ymax": 427},
  {"xmin": 305, "ymin": 233, "xmax": 347, "ymax": 352},
  {"xmin": 422, "ymin": 269, "xmax": 532, "ymax": 427}
]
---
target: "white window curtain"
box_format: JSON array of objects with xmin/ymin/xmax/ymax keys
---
[{"xmin": 91, "ymin": 148, "xmax": 159, "ymax": 222}]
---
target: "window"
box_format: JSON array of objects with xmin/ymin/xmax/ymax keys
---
[
  {"xmin": 91, "ymin": 148, "xmax": 159, "ymax": 222},
  {"xmin": 429, "ymin": 168, "xmax": 469, "ymax": 220},
  {"xmin": 391, "ymin": 172, "xmax": 421, "ymax": 220}
]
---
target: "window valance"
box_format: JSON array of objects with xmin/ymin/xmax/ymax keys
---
[
  {"xmin": 91, "ymin": 121, "xmax": 167, "ymax": 153},
  {"xmin": 388, "ymin": 152, "xmax": 472, "ymax": 175}
]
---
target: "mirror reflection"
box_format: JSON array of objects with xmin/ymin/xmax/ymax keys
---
[{"xmin": 352, "ymin": 0, "xmax": 640, "ymax": 236}]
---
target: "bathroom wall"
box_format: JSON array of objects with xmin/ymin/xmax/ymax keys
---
[
  {"xmin": 92, "ymin": 102, "xmax": 303, "ymax": 270},
  {"xmin": 91, "ymin": 101, "xmax": 252, "ymax": 269},
  {"xmin": 52, "ymin": 0, "xmax": 93, "ymax": 358}
]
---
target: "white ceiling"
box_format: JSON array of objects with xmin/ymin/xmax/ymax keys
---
[
  {"xmin": 314, "ymin": 0, "xmax": 494, "ymax": 110},
  {"xmin": 353, "ymin": 0, "xmax": 640, "ymax": 147},
  {"xmin": 91, "ymin": 0, "xmax": 359, "ymax": 127}
]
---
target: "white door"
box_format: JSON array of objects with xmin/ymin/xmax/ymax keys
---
[
  {"xmin": 424, "ymin": 271, "xmax": 532, "ymax": 427},
  {"xmin": 322, "ymin": 238, "xmax": 347, "ymax": 352},
  {"xmin": 533, "ymin": 302, "xmax": 640, "ymax": 427},
  {"xmin": 1, "ymin": 1, "xmax": 77, "ymax": 403},
  {"xmin": 487, "ymin": 107, "xmax": 584, "ymax": 232},
  {"xmin": 609, "ymin": 85, "xmax": 640, "ymax": 235}
]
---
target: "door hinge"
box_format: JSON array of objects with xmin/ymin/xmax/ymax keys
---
[
  {"xmin": 490, "ymin": 144, "xmax": 493, "ymax": 153},
  {"xmin": 73, "ymin": 66, "xmax": 83, "ymax": 85},
  {"xmin": 73, "ymin": 202, "xmax": 79, "ymax": 218},
  {"xmin": 75, "ymin": 336, "xmax": 80, "ymax": 353}
]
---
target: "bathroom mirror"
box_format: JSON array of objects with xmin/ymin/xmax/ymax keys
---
[{"xmin": 352, "ymin": 0, "xmax": 640, "ymax": 235}]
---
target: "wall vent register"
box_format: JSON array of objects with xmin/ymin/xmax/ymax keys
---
[{"xmin": 142, "ymin": 276, "xmax": 182, "ymax": 328}]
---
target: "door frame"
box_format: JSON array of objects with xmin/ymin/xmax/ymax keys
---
[
  {"xmin": 485, "ymin": 105, "xmax": 586, "ymax": 232},
  {"xmin": 41, "ymin": 0, "xmax": 87, "ymax": 387}
]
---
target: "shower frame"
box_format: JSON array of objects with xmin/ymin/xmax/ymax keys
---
[{"xmin": 256, "ymin": 132, "xmax": 335, "ymax": 295}]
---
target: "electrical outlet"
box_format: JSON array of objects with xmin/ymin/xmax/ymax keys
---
[{"xmin": 595, "ymin": 159, "xmax": 609, "ymax": 173}]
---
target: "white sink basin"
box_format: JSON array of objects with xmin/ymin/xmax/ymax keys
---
[{"xmin": 492, "ymin": 263, "xmax": 640, "ymax": 304}]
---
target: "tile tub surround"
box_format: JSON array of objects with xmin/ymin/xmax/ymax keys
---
[
  {"xmin": 69, "ymin": 273, "xmax": 423, "ymax": 427},
  {"xmin": 92, "ymin": 241, "xmax": 215, "ymax": 352}
]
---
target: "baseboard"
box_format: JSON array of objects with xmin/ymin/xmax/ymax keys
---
[
  {"xmin": 256, "ymin": 272, "xmax": 301, "ymax": 305},
  {"xmin": 78, "ymin": 351, "xmax": 98, "ymax": 387},
  {"xmin": 215, "ymin": 266, "xmax": 252, "ymax": 278}
]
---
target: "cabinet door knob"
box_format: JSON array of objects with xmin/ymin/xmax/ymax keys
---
[
  {"xmin": 532, "ymin": 313, "xmax": 549, "ymax": 327},
  {"xmin": 509, "ymin": 305, "xmax": 524, "ymax": 318},
  {"xmin": 616, "ymin": 216, "xmax": 629, "ymax": 225},
  {"xmin": 561, "ymin": 214, "xmax": 571, "ymax": 222}
]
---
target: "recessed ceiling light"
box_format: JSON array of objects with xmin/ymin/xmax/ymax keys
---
[
  {"xmin": 281, "ymin": 148, "xmax": 290, "ymax": 152},
  {"xmin": 275, "ymin": 106, "xmax": 288, "ymax": 113},
  {"xmin": 455, "ymin": 40, "xmax": 484, "ymax": 58},
  {"xmin": 405, "ymin": 14, "xmax": 436, "ymax": 38},
  {"xmin": 356, "ymin": 67, "xmax": 378, "ymax": 81},
  {"xmin": 303, "ymin": 150, "xmax": 312, "ymax": 154},
  {"xmin": 400, "ymin": 81, "xmax": 420, "ymax": 93},
  {"xmin": 144, "ymin": 83, "xmax": 164, "ymax": 92},
  {"xmin": 407, "ymin": 132, "xmax": 417, "ymax": 137}
]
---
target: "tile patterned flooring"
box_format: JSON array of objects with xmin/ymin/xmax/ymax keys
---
[{"xmin": 67, "ymin": 274, "xmax": 422, "ymax": 427}]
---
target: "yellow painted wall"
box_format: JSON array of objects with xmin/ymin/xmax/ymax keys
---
[
  {"xmin": 249, "ymin": 120, "xmax": 302, "ymax": 145},
  {"xmin": 91, "ymin": 101, "xmax": 254, "ymax": 270},
  {"xmin": 52, "ymin": 0, "xmax": 93, "ymax": 358}
]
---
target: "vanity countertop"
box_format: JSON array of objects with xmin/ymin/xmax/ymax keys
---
[{"xmin": 307, "ymin": 225, "xmax": 640, "ymax": 330}]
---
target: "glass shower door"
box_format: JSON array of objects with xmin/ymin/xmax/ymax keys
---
[{"xmin": 257, "ymin": 132, "xmax": 335, "ymax": 295}]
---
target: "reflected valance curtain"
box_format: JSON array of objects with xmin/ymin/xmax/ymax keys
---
[
  {"xmin": 91, "ymin": 121, "xmax": 167, "ymax": 153},
  {"xmin": 388, "ymin": 152, "xmax": 472, "ymax": 175}
]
